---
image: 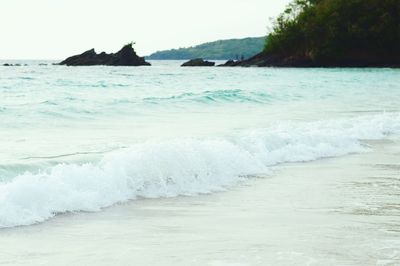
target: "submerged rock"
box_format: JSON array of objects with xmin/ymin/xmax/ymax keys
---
[
  {"xmin": 181, "ymin": 58, "xmax": 215, "ymax": 67},
  {"xmin": 59, "ymin": 43, "xmax": 151, "ymax": 66},
  {"xmin": 1, "ymin": 63, "xmax": 24, "ymax": 67}
]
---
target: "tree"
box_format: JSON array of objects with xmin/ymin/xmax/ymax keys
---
[{"xmin": 264, "ymin": 0, "xmax": 400, "ymax": 64}]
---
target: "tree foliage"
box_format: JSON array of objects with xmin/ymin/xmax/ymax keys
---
[{"xmin": 265, "ymin": 0, "xmax": 400, "ymax": 63}]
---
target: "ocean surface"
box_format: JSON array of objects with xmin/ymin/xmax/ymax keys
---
[{"xmin": 0, "ymin": 60, "xmax": 399, "ymax": 229}]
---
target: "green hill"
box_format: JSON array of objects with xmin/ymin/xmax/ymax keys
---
[{"xmin": 147, "ymin": 37, "xmax": 266, "ymax": 60}]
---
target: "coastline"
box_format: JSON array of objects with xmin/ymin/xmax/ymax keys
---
[
  {"xmin": 1, "ymin": 138, "xmax": 399, "ymax": 266},
  {"xmin": 219, "ymin": 52, "xmax": 400, "ymax": 68}
]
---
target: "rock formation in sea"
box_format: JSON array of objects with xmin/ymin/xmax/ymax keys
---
[
  {"xmin": 59, "ymin": 43, "xmax": 151, "ymax": 66},
  {"xmin": 181, "ymin": 58, "xmax": 215, "ymax": 67}
]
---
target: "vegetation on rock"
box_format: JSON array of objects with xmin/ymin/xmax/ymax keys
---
[{"xmin": 263, "ymin": 0, "xmax": 400, "ymax": 66}]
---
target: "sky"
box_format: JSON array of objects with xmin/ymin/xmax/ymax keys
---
[{"xmin": 0, "ymin": 0, "xmax": 291, "ymax": 59}]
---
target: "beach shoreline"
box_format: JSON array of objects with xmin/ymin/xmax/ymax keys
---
[{"xmin": 1, "ymin": 138, "xmax": 399, "ymax": 266}]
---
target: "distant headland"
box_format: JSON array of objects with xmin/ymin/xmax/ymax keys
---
[
  {"xmin": 59, "ymin": 43, "xmax": 150, "ymax": 66},
  {"xmin": 146, "ymin": 37, "xmax": 265, "ymax": 61}
]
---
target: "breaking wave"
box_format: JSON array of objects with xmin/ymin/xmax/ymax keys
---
[{"xmin": 0, "ymin": 113, "xmax": 399, "ymax": 228}]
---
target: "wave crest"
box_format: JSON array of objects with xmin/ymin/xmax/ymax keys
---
[{"xmin": 0, "ymin": 113, "xmax": 399, "ymax": 228}]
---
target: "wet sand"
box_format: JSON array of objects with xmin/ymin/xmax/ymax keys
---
[{"xmin": 1, "ymin": 139, "xmax": 399, "ymax": 266}]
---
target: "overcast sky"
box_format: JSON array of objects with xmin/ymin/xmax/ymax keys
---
[{"xmin": 0, "ymin": 0, "xmax": 291, "ymax": 59}]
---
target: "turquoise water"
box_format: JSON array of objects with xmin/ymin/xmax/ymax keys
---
[{"xmin": 0, "ymin": 61, "xmax": 400, "ymax": 227}]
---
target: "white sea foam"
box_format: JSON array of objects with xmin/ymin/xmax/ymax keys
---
[{"xmin": 0, "ymin": 113, "xmax": 399, "ymax": 228}]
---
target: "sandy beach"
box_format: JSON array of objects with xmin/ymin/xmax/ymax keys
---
[
  {"xmin": 1, "ymin": 138, "xmax": 399, "ymax": 266},
  {"xmin": 1, "ymin": 0, "xmax": 399, "ymax": 264}
]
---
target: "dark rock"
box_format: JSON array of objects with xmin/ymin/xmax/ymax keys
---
[
  {"xmin": 59, "ymin": 43, "xmax": 151, "ymax": 66},
  {"xmin": 237, "ymin": 53, "xmax": 314, "ymax": 67},
  {"xmin": 226, "ymin": 52, "xmax": 400, "ymax": 68},
  {"xmin": 38, "ymin": 63, "xmax": 47, "ymax": 66},
  {"xmin": 218, "ymin": 59, "xmax": 241, "ymax": 67},
  {"xmin": 181, "ymin": 58, "xmax": 215, "ymax": 67},
  {"xmin": 2, "ymin": 64, "xmax": 11, "ymax": 66}
]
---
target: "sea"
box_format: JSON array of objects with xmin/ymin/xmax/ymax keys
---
[{"xmin": 0, "ymin": 60, "xmax": 400, "ymax": 264}]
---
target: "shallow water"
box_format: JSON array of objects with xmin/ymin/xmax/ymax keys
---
[{"xmin": 0, "ymin": 61, "xmax": 399, "ymax": 228}]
